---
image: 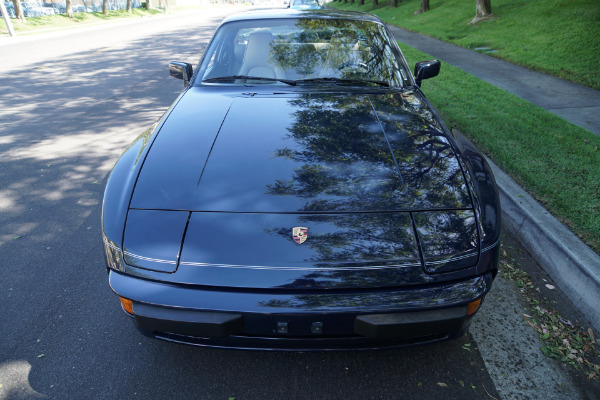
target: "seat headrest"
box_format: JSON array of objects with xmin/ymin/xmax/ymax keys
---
[{"xmin": 244, "ymin": 31, "xmax": 275, "ymax": 66}]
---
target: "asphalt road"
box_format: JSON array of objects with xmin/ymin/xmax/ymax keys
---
[{"xmin": 0, "ymin": 7, "xmax": 594, "ymax": 400}]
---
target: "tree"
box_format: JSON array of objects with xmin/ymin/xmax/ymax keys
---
[
  {"xmin": 471, "ymin": 0, "xmax": 492, "ymax": 24},
  {"xmin": 126, "ymin": 0, "xmax": 132, "ymax": 12},
  {"xmin": 66, "ymin": 0, "xmax": 74, "ymax": 18},
  {"xmin": 390, "ymin": 0, "xmax": 397, "ymax": 8},
  {"xmin": 415, "ymin": 0, "xmax": 429, "ymax": 14},
  {"xmin": 1, "ymin": 2, "xmax": 16, "ymax": 36},
  {"xmin": 146, "ymin": 0, "xmax": 151, "ymax": 10},
  {"xmin": 358, "ymin": 0, "xmax": 364, "ymax": 5},
  {"xmin": 103, "ymin": 0, "xmax": 108, "ymax": 15},
  {"xmin": 11, "ymin": 0, "xmax": 25, "ymax": 22},
  {"xmin": 371, "ymin": 0, "xmax": 377, "ymax": 7}
]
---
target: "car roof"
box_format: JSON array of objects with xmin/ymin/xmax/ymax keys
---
[{"xmin": 220, "ymin": 9, "xmax": 384, "ymax": 25}]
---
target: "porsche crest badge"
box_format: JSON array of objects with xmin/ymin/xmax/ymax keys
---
[{"xmin": 292, "ymin": 227, "xmax": 308, "ymax": 244}]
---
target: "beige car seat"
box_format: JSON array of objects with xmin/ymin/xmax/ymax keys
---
[{"xmin": 239, "ymin": 31, "xmax": 286, "ymax": 79}]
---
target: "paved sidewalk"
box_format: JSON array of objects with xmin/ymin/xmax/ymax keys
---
[
  {"xmin": 386, "ymin": 25, "xmax": 600, "ymax": 330},
  {"xmin": 0, "ymin": 5, "xmax": 250, "ymax": 47},
  {"xmin": 387, "ymin": 25, "xmax": 600, "ymax": 136}
]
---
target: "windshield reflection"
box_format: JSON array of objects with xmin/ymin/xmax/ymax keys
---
[{"xmin": 198, "ymin": 18, "xmax": 408, "ymax": 86}]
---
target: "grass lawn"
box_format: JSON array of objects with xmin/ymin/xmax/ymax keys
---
[
  {"xmin": 398, "ymin": 44, "xmax": 600, "ymax": 252},
  {"xmin": 329, "ymin": 0, "xmax": 600, "ymax": 90},
  {"xmin": 0, "ymin": 8, "xmax": 164, "ymax": 35}
]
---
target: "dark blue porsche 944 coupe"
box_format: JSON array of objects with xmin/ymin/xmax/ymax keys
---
[{"xmin": 102, "ymin": 9, "xmax": 501, "ymax": 350}]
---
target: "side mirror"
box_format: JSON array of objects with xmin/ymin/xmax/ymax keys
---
[
  {"xmin": 414, "ymin": 60, "xmax": 440, "ymax": 87},
  {"xmin": 169, "ymin": 61, "xmax": 194, "ymax": 87}
]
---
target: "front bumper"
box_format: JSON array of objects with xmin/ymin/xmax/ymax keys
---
[{"xmin": 110, "ymin": 271, "xmax": 493, "ymax": 350}]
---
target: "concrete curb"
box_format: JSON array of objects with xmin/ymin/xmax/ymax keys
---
[{"xmin": 486, "ymin": 156, "xmax": 600, "ymax": 332}]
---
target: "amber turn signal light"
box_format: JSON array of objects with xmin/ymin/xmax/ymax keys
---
[
  {"xmin": 467, "ymin": 299, "xmax": 482, "ymax": 316},
  {"xmin": 119, "ymin": 297, "xmax": 134, "ymax": 315}
]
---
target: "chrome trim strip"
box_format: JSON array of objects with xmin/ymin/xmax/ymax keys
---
[
  {"xmin": 103, "ymin": 237, "xmax": 121, "ymax": 252},
  {"xmin": 425, "ymin": 252, "xmax": 478, "ymax": 265},
  {"xmin": 178, "ymin": 261, "xmax": 422, "ymax": 271},
  {"xmin": 482, "ymin": 238, "xmax": 501, "ymax": 253},
  {"xmin": 123, "ymin": 251, "xmax": 177, "ymax": 265}
]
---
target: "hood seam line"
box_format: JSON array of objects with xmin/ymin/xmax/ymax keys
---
[{"xmin": 367, "ymin": 97, "xmax": 406, "ymax": 190}]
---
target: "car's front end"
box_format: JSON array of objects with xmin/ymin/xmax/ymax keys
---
[
  {"xmin": 102, "ymin": 9, "xmax": 500, "ymax": 350},
  {"xmin": 108, "ymin": 268, "xmax": 493, "ymax": 350}
]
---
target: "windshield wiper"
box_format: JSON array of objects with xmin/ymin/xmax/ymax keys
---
[
  {"xmin": 202, "ymin": 75, "xmax": 297, "ymax": 86},
  {"xmin": 295, "ymin": 77, "xmax": 390, "ymax": 87}
]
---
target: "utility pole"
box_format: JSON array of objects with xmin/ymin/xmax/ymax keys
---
[{"xmin": 1, "ymin": 2, "xmax": 16, "ymax": 37}]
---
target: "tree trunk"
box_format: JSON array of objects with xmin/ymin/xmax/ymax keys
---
[
  {"xmin": 66, "ymin": 0, "xmax": 74, "ymax": 17},
  {"xmin": 415, "ymin": 0, "xmax": 429, "ymax": 14},
  {"xmin": 102, "ymin": 0, "xmax": 108, "ymax": 14},
  {"xmin": 358, "ymin": 0, "xmax": 364, "ymax": 4},
  {"xmin": 11, "ymin": 0, "xmax": 26, "ymax": 22},
  {"xmin": 371, "ymin": 0, "xmax": 377, "ymax": 6},
  {"xmin": 390, "ymin": 0, "xmax": 397, "ymax": 8},
  {"xmin": 471, "ymin": 0, "xmax": 492, "ymax": 24},
  {"xmin": 126, "ymin": 0, "xmax": 132, "ymax": 12},
  {"xmin": 146, "ymin": 0, "xmax": 151, "ymax": 10},
  {"xmin": 1, "ymin": 1, "xmax": 16, "ymax": 35}
]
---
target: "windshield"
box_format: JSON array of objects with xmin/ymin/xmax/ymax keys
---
[
  {"xmin": 290, "ymin": 0, "xmax": 321, "ymax": 8},
  {"xmin": 196, "ymin": 18, "xmax": 409, "ymax": 87}
]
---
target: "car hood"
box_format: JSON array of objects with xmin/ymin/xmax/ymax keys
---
[
  {"xmin": 121, "ymin": 88, "xmax": 479, "ymax": 290},
  {"xmin": 130, "ymin": 88, "xmax": 471, "ymax": 213}
]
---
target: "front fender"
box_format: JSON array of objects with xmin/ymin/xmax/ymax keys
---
[
  {"xmin": 101, "ymin": 89, "xmax": 189, "ymax": 253},
  {"xmin": 451, "ymin": 129, "xmax": 501, "ymax": 252},
  {"xmin": 101, "ymin": 124, "xmax": 158, "ymax": 251}
]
